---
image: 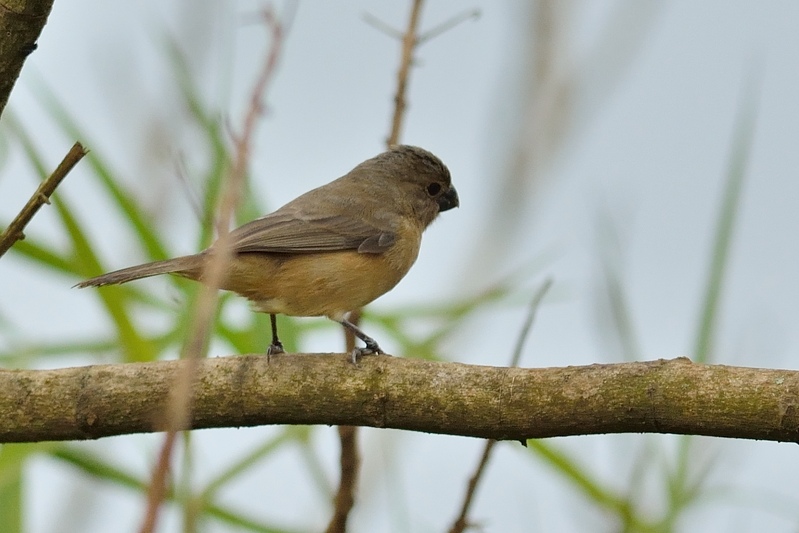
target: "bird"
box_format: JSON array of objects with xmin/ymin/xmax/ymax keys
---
[{"xmin": 76, "ymin": 145, "xmax": 459, "ymax": 361}]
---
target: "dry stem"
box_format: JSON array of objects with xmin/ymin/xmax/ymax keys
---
[
  {"xmin": 137, "ymin": 9, "xmax": 286, "ymax": 533},
  {"xmin": 0, "ymin": 142, "xmax": 87, "ymax": 258},
  {"xmin": 328, "ymin": 2, "xmax": 427, "ymax": 530},
  {"xmin": 387, "ymin": 0, "xmax": 425, "ymax": 147}
]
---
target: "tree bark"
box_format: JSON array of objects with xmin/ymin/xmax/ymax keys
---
[
  {"xmin": 0, "ymin": 0, "xmax": 54, "ymax": 118},
  {"xmin": 1, "ymin": 355, "xmax": 797, "ymax": 443}
]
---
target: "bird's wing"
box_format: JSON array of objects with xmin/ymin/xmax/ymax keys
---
[{"xmin": 229, "ymin": 210, "xmax": 396, "ymax": 255}]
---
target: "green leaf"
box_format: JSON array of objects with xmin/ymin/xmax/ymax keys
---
[
  {"xmin": 201, "ymin": 427, "xmax": 310, "ymax": 500},
  {"xmin": 526, "ymin": 440, "xmax": 652, "ymax": 530},
  {"xmin": 4, "ymin": 115, "xmax": 155, "ymax": 362},
  {"xmin": 30, "ymin": 82, "xmax": 170, "ymax": 262},
  {"xmin": 0, "ymin": 444, "xmax": 29, "ymax": 533},
  {"xmin": 52, "ymin": 444, "xmax": 301, "ymax": 533},
  {"xmin": 663, "ymin": 69, "xmax": 763, "ymax": 533}
]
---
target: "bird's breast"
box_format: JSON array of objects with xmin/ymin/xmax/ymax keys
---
[{"xmin": 223, "ymin": 221, "xmax": 423, "ymax": 318}]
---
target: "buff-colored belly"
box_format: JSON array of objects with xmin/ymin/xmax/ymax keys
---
[{"xmin": 220, "ymin": 227, "xmax": 422, "ymax": 320}]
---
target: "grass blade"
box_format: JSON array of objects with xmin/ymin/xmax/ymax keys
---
[
  {"xmin": 5, "ymin": 113, "xmax": 154, "ymax": 362},
  {"xmin": 692, "ymin": 71, "xmax": 761, "ymax": 364},
  {"xmin": 31, "ymin": 82, "xmax": 170, "ymax": 262},
  {"xmin": 52, "ymin": 445, "xmax": 299, "ymax": 533}
]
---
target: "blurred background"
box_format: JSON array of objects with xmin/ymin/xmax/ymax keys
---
[{"xmin": 1, "ymin": 1, "xmax": 799, "ymax": 531}]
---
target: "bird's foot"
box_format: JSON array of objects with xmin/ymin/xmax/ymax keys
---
[
  {"xmin": 350, "ymin": 340, "xmax": 387, "ymax": 364},
  {"xmin": 267, "ymin": 341, "xmax": 285, "ymax": 355}
]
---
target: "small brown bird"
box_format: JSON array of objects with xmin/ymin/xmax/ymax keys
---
[{"xmin": 76, "ymin": 145, "xmax": 458, "ymax": 360}]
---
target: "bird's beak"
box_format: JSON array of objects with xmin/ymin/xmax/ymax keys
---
[{"xmin": 438, "ymin": 186, "xmax": 459, "ymax": 212}]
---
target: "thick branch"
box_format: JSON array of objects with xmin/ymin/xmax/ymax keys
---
[
  {"xmin": 1, "ymin": 356, "xmax": 797, "ymax": 444},
  {"xmin": 0, "ymin": 0, "xmax": 54, "ymax": 118}
]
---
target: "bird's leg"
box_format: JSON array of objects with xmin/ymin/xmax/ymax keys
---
[
  {"xmin": 267, "ymin": 314, "xmax": 285, "ymax": 355},
  {"xmin": 337, "ymin": 317, "xmax": 386, "ymax": 363}
]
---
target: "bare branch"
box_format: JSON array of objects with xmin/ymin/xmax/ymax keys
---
[
  {"xmin": 0, "ymin": 0, "xmax": 55, "ymax": 118},
  {"xmin": 327, "ymin": 2, "xmax": 431, "ymax": 528},
  {"xmin": 387, "ymin": 0, "xmax": 425, "ymax": 146},
  {"xmin": 325, "ymin": 425, "xmax": 360, "ymax": 533},
  {"xmin": 449, "ymin": 439, "xmax": 495, "ymax": 533},
  {"xmin": 0, "ymin": 142, "xmax": 87, "ymax": 259},
  {"xmin": 327, "ymin": 307, "xmax": 362, "ymax": 533},
  {"xmin": 2, "ymin": 356, "xmax": 798, "ymax": 444}
]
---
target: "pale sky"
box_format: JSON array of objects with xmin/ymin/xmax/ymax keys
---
[{"xmin": 2, "ymin": 1, "xmax": 799, "ymax": 532}]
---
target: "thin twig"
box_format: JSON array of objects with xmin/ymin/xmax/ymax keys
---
[
  {"xmin": 448, "ymin": 279, "xmax": 553, "ymax": 533},
  {"xmin": 325, "ymin": 425, "xmax": 360, "ymax": 533},
  {"xmin": 326, "ymin": 306, "xmax": 362, "ymax": 533},
  {"xmin": 365, "ymin": 7, "xmax": 479, "ymax": 47},
  {"xmin": 0, "ymin": 142, "xmax": 87, "ymax": 259},
  {"xmin": 387, "ymin": 0, "xmax": 425, "ymax": 146},
  {"xmin": 173, "ymin": 152, "xmax": 204, "ymax": 223},
  {"xmin": 328, "ymin": 2, "xmax": 428, "ymax": 531},
  {"xmin": 449, "ymin": 440, "xmax": 495, "ymax": 533},
  {"xmin": 137, "ymin": 8, "xmax": 287, "ymax": 533},
  {"xmin": 417, "ymin": 9, "xmax": 480, "ymax": 46},
  {"xmin": 362, "ymin": 11, "xmax": 403, "ymax": 40}
]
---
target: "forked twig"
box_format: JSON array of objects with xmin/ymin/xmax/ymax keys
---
[
  {"xmin": 364, "ymin": 8, "xmax": 479, "ymax": 47},
  {"xmin": 0, "ymin": 142, "xmax": 87, "ymax": 258}
]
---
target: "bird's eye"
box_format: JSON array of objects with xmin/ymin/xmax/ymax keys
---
[{"xmin": 426, "ymin": 183, "xmax": 442, "ymax": 196}]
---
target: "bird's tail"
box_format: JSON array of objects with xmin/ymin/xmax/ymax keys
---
[{"xmin": 74, "ymin": 255, "xmax": 201, "ymax": 288}]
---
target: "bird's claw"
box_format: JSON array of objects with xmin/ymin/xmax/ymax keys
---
[
  {"xmin": 267, "ymin": 342, "xmax": 285, "ymax": 355},
  {"xmin": 350, "ymin": 341, "xmax": 386, "ymax": 364}
]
